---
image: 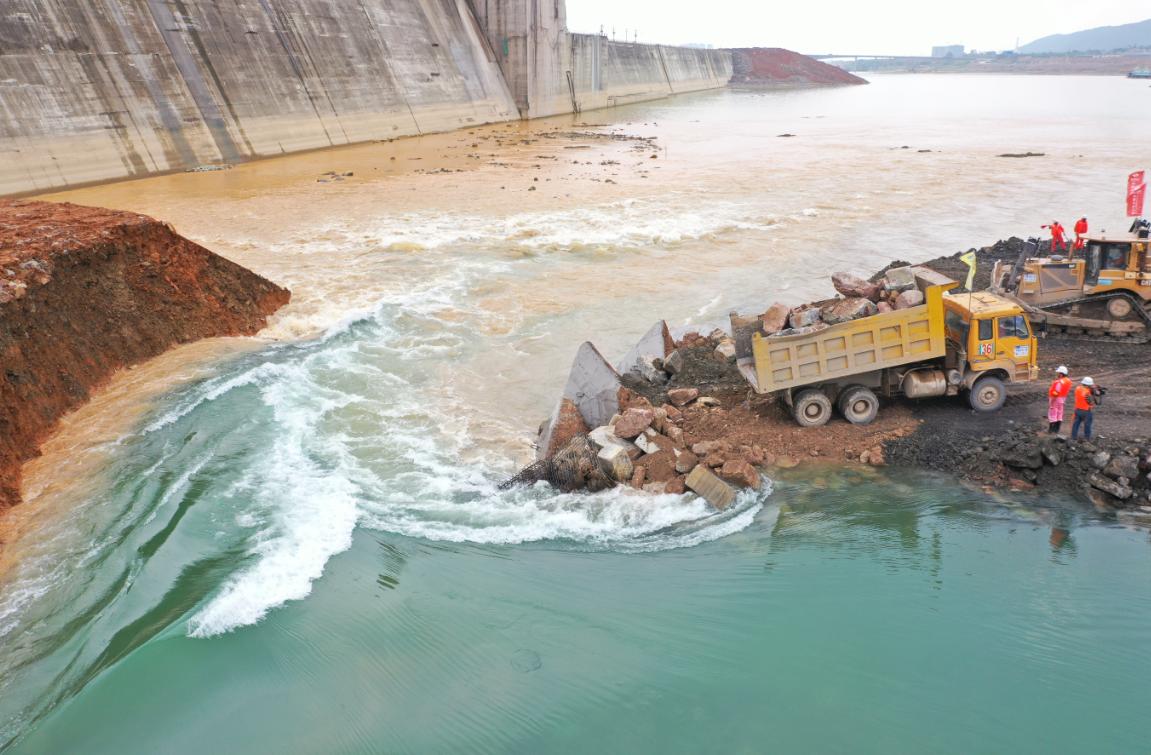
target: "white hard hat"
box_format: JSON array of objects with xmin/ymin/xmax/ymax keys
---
[
  {"xmin": 1056, "ymin": 365, "xmax": 1068, "ymax": 375},
  {"xmin": 1082, "ymin": 376, "xmax": 1094, "ymax": 386}
]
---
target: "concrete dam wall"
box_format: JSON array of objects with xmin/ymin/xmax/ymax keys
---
[{"xmin": 0, "ymin": 0, "xmax": 731, "ymax": 196}]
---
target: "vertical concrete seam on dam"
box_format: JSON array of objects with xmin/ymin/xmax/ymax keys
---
[{"xmin": 0, "ymin": 0, "xmax": 731, "ymax": 196}]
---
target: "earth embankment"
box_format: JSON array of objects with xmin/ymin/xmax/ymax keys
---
[
  {"xmin": 729, "ymin": 48, "xmax": 868, "ymax": 87},
  {"xmin": 0, "ymin": 200, "xmax": 289, "ymax": 509}
]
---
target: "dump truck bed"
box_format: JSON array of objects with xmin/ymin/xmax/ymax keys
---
[{"xmin": 736, "ymin": 267, "xmax": 950, "ymax": 394}]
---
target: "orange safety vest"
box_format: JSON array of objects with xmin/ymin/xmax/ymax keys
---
[
  {"xmin": 1074, "ymin": 385, "xmax": 1094, "ymax": 411},
  {"xmin": 1049, "ymin": 376, "xmax": 1071, "ymax": 398}
]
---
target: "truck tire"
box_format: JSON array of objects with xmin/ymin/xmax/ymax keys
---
[
  {"xmin": 968, "ymin": 376, "xmax": 1006, "ymax": 412},
  {"xmin": 838, "ymin": 386, "xmax": 879, "ymax": 425},
  {"xmin": 793, "ymin": 389, "xmax": 833, "ymax": 427}
]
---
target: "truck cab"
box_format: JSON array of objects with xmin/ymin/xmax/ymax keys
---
[{"xmin": 942, "ymin": 291, "xmax": 1039, "ymax": 408}]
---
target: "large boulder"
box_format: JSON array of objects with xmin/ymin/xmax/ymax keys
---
[
  {"xmin": 719, "ymin": 459, "xmax": 761, "ymax": 489},
  {"xmin": 614, "ymin": 408, "xmax": 655, "ymax": 439},
  {"xmin": 597, "ymin": 443, "xmax": 635, "ymax": 483},
  {"xmin": 760, "ymin": 302, "xmax": 790, "ymax": 335},
  {"xmin": 883, "ymin": 266, "xmax": 917, "ymax": 293},
  {"xmin": 667, "ymin": 387, "xmax": 699, "ymax": 407},
  {"xmin": 832, "ymin": 272, "xmax": 880, "ymax": 301},
  {"xmin": 789, "ymin": 305, "xmax": 822, "ymax": 329},
  {"xmin": 820, "ymin": 297, "xmax": 878, "ymax": 325},
  {"xmin": 1088, "ymin": 472, "xmax": 1133, "ymax": 500},
  {"xmin": 1104, "ymin": 455, "xmax": 1140, "ymax": 481},
  {"xmin": 893, "ymin": 289, "xmax": 925, "ymax": 310},
  {"xmin": 685, "ymin": 465, "xmax": 737, "ymax": 510},
  {"xmin": 674, "ymin": 449, "xmax": 700, "ymax": 474},
  {"xmin": 641, "ymin": 450, "xmax": 679, "ymax": 483}
]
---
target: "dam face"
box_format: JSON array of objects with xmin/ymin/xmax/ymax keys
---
[{"xmin": 0, "ymin": 0, "xmax": 732, "ymax": 196}]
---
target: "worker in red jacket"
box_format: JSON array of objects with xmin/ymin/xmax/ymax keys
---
[
  {"xmin": 1073, "ymin": 217, "xmax": 1088, "ymax": 252},
  {"xmin": 1042, "ymin": 221, "xmax": 1067, "ymax": 254},
  {"xmin": 1047, "ymin": 365, "xmax": 1072, "ymax": 434}
]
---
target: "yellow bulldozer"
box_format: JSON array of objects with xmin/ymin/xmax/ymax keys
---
[{"xmin": 991, "ymin": 220, "xmax": 1151, "ymax": 340}]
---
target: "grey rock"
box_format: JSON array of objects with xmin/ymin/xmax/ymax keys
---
[
  {"xmin": 883, "ymin": 266, "xmax": 917, "ymax": 293},
  {"xmin": 1091, "ymin": 451, "xmax": 1112, "ymax": 470},
  {"xmin": 664, "ymin": 349, "xmax": 684, "ymax": 375},
  {"xmin": 1103, "ymin": 455, "xmax": 1140, "ymax": 481},
  {"xmin": 1088, "ymin": 472, "xmax": 1133, "ymax": 500}
]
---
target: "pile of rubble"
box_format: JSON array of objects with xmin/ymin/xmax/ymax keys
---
[
  {"xmin": 988, "ymin": 432, "xmax": 1151, "ymax": 510},
  {"xmin": 748, "ymin": 267, "xmax": 925, "ymax": 340},
  {"xmin": 505, "ymin": 382, "xmax": 762, "ymax": 509}
]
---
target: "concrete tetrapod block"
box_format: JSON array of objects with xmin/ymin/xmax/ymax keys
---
[
  {"xmin": 537, "ymin": 342, "xmax": 622, "ymax": 459},
  {"xmin": 685, "ymin": 465, "xmax": 737, "ymax": 510},
  {"xmin": 616, "ymin": 320, "xmax": 674, "ymax": 376}
]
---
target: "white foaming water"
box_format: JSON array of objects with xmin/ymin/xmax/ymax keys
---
[{"xmin": 181, "ymin": 284, "xmax": 769, "ymax": 636}]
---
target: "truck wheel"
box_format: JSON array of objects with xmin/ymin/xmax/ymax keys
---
[
  {"xmin": 968, "ymin": 376, "xmax": 1006, "ymax": 412},
  {"xmin": 838, "ymin": 386, "xmax": 879, "ymax": 425},
  {"xmin": 793, "ymin": 389, "xmax": 833, "ymax": 427}
]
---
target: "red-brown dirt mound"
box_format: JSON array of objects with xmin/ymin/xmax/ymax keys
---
[
  {"xmin": 0, "ymin": 200, "xmax": 290, "ymax": 509},
  {"xmin": 729, "ymin": 47, "xmax": 868, "ymax": 86}
]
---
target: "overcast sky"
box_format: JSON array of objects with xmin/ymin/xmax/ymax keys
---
[{"xmin": 564, "ymin": 1, "xmax": 1149, "ymax": 55}]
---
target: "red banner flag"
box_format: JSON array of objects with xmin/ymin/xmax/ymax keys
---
[{"xmin": 1129, "ymin": 170, "xmax": 1146, "ymax": 217}]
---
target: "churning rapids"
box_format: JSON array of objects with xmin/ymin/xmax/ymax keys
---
[{"xmin": 1, "ymin": 75, "xmax": 1150, "ymax": 753}]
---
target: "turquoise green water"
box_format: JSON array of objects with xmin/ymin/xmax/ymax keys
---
[
  {"xmin": 3, "ymin": 75, "xmax": 1151, "ymax": 752},
  {"xmin": 6, "ymin": 466, "xmax": 1151, "ymax": 753}
]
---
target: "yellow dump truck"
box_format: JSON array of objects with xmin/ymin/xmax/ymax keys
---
[{"xmin": 733, "ymin": 267, "xmax": 1040, "ymax": 426}]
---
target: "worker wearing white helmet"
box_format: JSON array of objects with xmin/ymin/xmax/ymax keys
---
[
  {"xmin": 1047, "ymin": 365, "xmax": 1072, "ymax": 434},
  {"xmin": 1071, "ymin": 376, "xmax": 1100, "ymax": 442}
]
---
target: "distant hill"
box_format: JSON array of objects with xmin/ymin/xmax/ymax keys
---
[{"xmin": 1019, "ymin": 18, "xmax": 1151, "ymax": 54}]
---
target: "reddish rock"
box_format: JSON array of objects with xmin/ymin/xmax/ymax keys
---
[
  {"xmin": 720, "ymin": 459, "xmax": 761, "ymax": 489},
  {"xmin": 877, "ymin": 301, "xmax": 893, "ymax": 314},
  {"xmin": 630, "ymin": 465, "xmax": 647, "ymax": 489},
  {"xmin": 692, "ymin": 441, "xmax": 720, "ymax": 456},
  {"xmin": 705, "ymin": 451, "xmax": 726, "ymax": 468},
  {"xmin": 741, "ymin": 445, "xmax": 767, "ymax": 465},
  {"xmin": 668, "ymin": 387, "xmax": 700, "ymax": 407},
  {"xmin": 665, "ymin": 476, "xmax": 687, "ymax": 495},
  {"xmin": 759, "ymin": 302, "xmax": 790, "ymax": 335},
  {"xmin": 894, "ymin": 289, "xmax": 925, "ymax": 310},
  {"xmin": 831, "ymin": 272, "xmax": 880, "ymax": 301},
  {"xmin": 640, "ymin": 450, "xmax": 678, "ymax": 483},
  {"xmin": 614, "ymin": 407, "xmax": 655, "ymax": 439},
  {"xmin": 675, "ymin": 449, "xmax": 700, "ymax": 474},
  {"xmin": 544, "ymin": 398, "xmax": 590, "ymax": 457},
  {"xmin": 662, "ymin": 404, "xmax": 683, "ymax": 421},
  {"xmin": 666, "ymin": 425, "xmax": 685, "ymax": 445}
]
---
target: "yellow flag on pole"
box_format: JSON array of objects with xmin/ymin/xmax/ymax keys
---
[{"xmin": 960, "ymin": 251, "xmax": 977, "ymax": 291}]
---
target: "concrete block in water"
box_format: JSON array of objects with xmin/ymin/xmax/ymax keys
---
[
  {"xmin": 537, "ymin": 342, "xmax": 621, "ymax": 459},
  {"xmin": 685, "ymin": 465, "xmax": 737, "ymax": 510},
  {"xmin": 617, "ymin": 320, "xmax": 674, "ymax": 376}
]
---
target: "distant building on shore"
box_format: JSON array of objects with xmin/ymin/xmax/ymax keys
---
[{"xmin": 932, "ymin": 45, "xmax": 965, "ymax": 58}]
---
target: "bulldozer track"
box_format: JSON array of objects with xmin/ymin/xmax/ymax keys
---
[{"xmin": 1022, "ymin": 291, "xmax": 1151, "ymax": 345}]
